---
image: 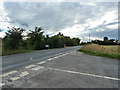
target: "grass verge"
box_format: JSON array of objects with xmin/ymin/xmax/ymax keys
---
[
  {"xmin": 79, "ymin": 44, "xmax": 120, "ymax": 60},
  {"xmin": 2, "ymin": 49, "xmax": 35, "ymax": 56},
  {"xmin": 1, "ymin": 47, "xmax": 66, "ymax": 56}
]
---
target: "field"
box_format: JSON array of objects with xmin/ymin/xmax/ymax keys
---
[{"xmin": 79, "ymin": 44, "xmax": 120, "ymax": 59}]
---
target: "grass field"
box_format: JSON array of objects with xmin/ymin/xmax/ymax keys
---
[{"xmin": 79, "ymin": 44, "xmax": 120, "ymax": 60}]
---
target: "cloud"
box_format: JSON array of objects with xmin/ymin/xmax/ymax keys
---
[
  {"xmin": 0, "ymin": 2, "xmax": 118, "ymax": 41},
  {"xmin": 79, "ymin": 2, "xmax": 97, "ymax": 6}
]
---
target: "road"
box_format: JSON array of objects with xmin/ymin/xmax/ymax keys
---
[
  {"xmin": 1, "ymin": 46, "xmax": 119, "ymax": 88},
  {"xmin": 2, "ymin": 46, "xmax": 80, "ymax": 73}
]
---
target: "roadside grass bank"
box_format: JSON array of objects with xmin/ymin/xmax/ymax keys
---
[
  {"xmin": 1, "ymin": 46, "xmax": 72, "ymax": 56},
  {"xmin": 2, "ymin": 49, "xmax": 35, "ymax": 56},
  {"xmin": 1, "ymin": 47, "xmax": 64, "ymax": 56},
  {"xmin": 79, "ymin": 44, "xmax": 120, "ymax": 60}
]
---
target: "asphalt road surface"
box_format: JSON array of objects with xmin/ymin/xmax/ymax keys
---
[
  {"xmin": 2, "ymin": 46, "xmax": 80, "ymax": 73},
  {"xmin": 1, "ymin": 46, "xmax": 119, "ymax": 88}
]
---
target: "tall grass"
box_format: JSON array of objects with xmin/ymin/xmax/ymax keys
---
[{"xmin": 79, "ymin": 44, "xmax": 120, "ymax": 59}]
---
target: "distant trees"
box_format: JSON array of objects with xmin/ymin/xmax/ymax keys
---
[
  {"xmin": 103, "ymin": 37, "xmax": 108, "ymax": 41},
  {"xmin": 3, "ymin": 26, "xmax": 118, "ymax": 53},
  {"xmin": 2, "ymin": 27, "xmax": 81, "ymax": 51},
  {"xmin": 51, "ymin": 35, "xmax": 65, "ymax": 48},
  {"xmin": 91, "ymin": 37, "xmax": 118, "ymax": 45},
  {"xmin": 44, "ymin": 32, "xmax": 81, "ymax": 48}
]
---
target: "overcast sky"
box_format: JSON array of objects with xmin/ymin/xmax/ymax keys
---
[{"xmin": 0, "ymin": 2, "xmax": 118, "ymax": 41}]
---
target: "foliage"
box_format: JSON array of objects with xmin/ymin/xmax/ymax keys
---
[
  {"xmin": 91, "ymin": 37, "xmax": 118, "ymax": 45},
  {"xmin": 3, "ymin": 27, "xmax": 25, "ymax": 50},
  {"xmin": 103, "ymin": 37, "xmax": 108, "ymax": 41},
  {"xmin": 27, "ymin": 27, "xmax": 45, "ymax": 50},
  {"xmin": 2, "ymin": 27, "xmax": 81, "ymax": 55},
  {"xmin": 51, "ymin": 35, "xmax": 65, "ymax": 48}
]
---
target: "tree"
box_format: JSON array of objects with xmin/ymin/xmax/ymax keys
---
[
  {"xmin": 27, "ymin": 27, "xmax": 45, "ymax": 50},
  {"xmin": 51, "ymin": 35, "xmax": 65, "ymax": 48},
  {"xmin": 64, "ymin": 36, "xmax": 73, "ymax": 46},
  {"xmin": 44, "ymin": 35, "xmax": 53, "ymax": 48},
  {"xmin": 103, "ymin": 37, "xmax": 108, "ymax": 41},
  {"xmin": 72, "ymin": 38, "xmax": 80, "ymax": 46},
  {"xmin": 3, "ymin": 27, "xmax": 25, "ymax": 50}
]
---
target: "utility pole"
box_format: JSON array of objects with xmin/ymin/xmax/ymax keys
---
[
  {"xmin": 87, "ymin": 29, "xmax": 91, "ymax": 43},
  {"xmin": 89, "ymin": 34, "xmax": 90, "ymax": 42}
]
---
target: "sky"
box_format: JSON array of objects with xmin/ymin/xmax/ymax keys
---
[{"xmin": 0, "ymin": 2, "xmax": 118, "ymax": 42}]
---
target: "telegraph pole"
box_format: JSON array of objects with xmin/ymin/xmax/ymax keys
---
[{"xmin": 89, "ymin": 34, "xmax": 90, "ymax": 42}]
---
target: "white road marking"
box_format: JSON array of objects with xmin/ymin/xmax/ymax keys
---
[
  {"xmin": 31, "ymin": 66, "xmax": 44, "ymax": 70},
  {"xmin": 19, "ymin": 71, "xmax": 29, "ymax": 77},
  {"xmin": 47, "ymin": 53, "xmax": 68, "ymax": 61},
  {"xmin": 37, "ymin": 61, "xmax": 46, "ymax": 64},
  {"xmin": 47, "ymin": 58, "xmax": 53, "ymax": 61},
  {"xmin": 0, "ymin": 83, "xmax": 5, "ymax": 87},
  {"xmin": 25, "ymin": 65, "xmax": 37, "ymax": 69},
  {"xmin": 2, "ymin": 52, "xmax": 69, "ymax": 82},
  {"xmin": 48, "ymin": 57, "xmax": 57, "ymax": 60},
  {"xmin": 61, "ymin": 53, "xmax": 68, "ymax": 56},
  {"xmin": 10, "ymin": 77, "xmax": 20, "ymax": 81},
  {"xmin": 10, "ymin": 71, "xmax": 29, "ymax": 81},
  {"xmin": 37, "ymin": 53, "xmax": 69, "ymax": 65},
  {"xmin": 2, "ymin": 70, "xmax": 17, "ymax": 77},
  {"xmin": 49, "ymin": 68, "xmax": 120, "ymax": 81}
]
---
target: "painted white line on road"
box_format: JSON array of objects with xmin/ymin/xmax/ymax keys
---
[
  {"xmin": 19, "ymin": 71, "xmax": 29, "ymax": 77},
  {"xmin": 37, "ymin": 53, "xmax": 69, "ymax": 65},
  {"xmin": 2, "ymin": 70, "xmax": 17, "ymax": 77},
  {"xmin": 47, "ymin": 57, "xmax": 57, "ymax": 61},
  {"xmin": 25, "ymin": 65, "xmax": 37, "ymax": 69},
  {"xmin": 31, "ymin": 66, "xmax": 44, "ymax": 71},
  {"xmin": 49, "ymin": 68, "xmax": 120, "ymax": 81},
  {"xmin": 10, "ymin": 77, "xmax": 20, "ymax": 81},
  {"xmin": 37, "ymin": 61, "xmax": 46, "ymax": 64},
  {"xmin": 10, "ymin": 71, "xmax": 29, "ymax": 81},
  {"xmin": 47, "ymin": 53, "xmax": 69, "ymax": 61},
  {"xmin": 0, "ymin": 83, "xmax": 5, "ymax": 87},
  {"xmin": 62, "ymin": 53, "xmax": 68, "ymax": 56}
]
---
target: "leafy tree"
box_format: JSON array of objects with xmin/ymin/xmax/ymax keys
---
[
  {"xmin": 51, "ymin": 35, "xmax": 64, "ymax": 48},
  {"xmin": 27, "ymin": 27, "xmax": 45, "ymax": 50},
  {"xmin": 44, "ymin": 35, "xmax": 53, "ymax": 48},
  {"xmin": 72, "ymin": 38, "xmax": 80, "ymax": 46},
  {"xmin": 64, "ymin": 36, "xmax": 73, "ymax": 46},
  {"xmin": 3, "ymin": 27, "xmax": 25, "ymax": 50},
  {"xmin": 103, "ymin": 37, "xmax": 108, "ymax": 41}
]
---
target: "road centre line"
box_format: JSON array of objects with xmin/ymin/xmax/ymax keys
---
[
  {"xmin": 49, "ymin": 68, "xmax": 120, "ymax": 81},
  {"xmin": 37, "ymin": 53, "xmax": 69, "ymax": 65},
  {"xmin": 37, "ymin": 61, "xmax": 46, "ymax": 64},
  {"xmin": 47, "ymin": 53, "xmax": 68, "ymax": 61},
  {"xmin": 25, "ymin": 64, "xmax": 37, "ymax": 69}
]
